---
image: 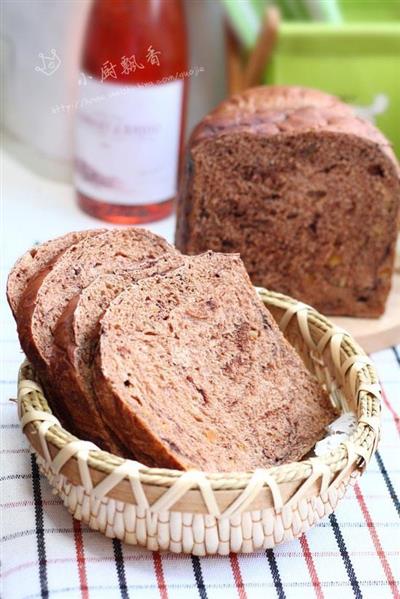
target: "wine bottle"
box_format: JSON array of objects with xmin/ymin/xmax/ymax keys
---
[{"xmin": 75, "ymin": 0, "xmax": 188, "ymax": 224}]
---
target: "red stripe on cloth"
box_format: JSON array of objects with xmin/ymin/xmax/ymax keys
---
[
  {"xmin": 153, "ymin": 552, "xmax": 168, "ymax": 599},
  {"xmin": 73, "ymin": 518, "xmax": 89, "ymax": 599},
  {"xmin": 229, "ymin": 554, "xmax": 247, "ymax": 599},
  {"xmin": 354, "ymin": 483, "xmax": 400, "ymax": 599},
  {"xmin": 381, "ymin": 386, "xmax": 400, "ymax": 436},
  {"xmin": 300, "ymin": 535, "xmax": 324, "ymax": 599}
]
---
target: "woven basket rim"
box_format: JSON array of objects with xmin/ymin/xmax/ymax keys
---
[{"xmin": 17, "ymin": 287, "xmax": 382, "ymax": 492}]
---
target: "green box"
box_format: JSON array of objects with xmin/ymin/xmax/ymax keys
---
[{"xmin": 263, "ymin": 5, "xmax": 400, "ymax": 156}]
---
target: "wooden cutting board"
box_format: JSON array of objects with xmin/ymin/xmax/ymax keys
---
[{"xmin": 331, "ymin": 273, "xmax": 400, "ymax": 354}]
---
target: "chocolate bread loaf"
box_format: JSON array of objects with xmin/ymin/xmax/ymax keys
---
[
  {"xmin": 93, "ymin": 251, "xmax": 336, "ymax": 471},
  {"xmin": 175, "ymin": 86, "xmax": 400, "ymax": 317},
  {"xmin": 7, "ymin": 229, "xmax": 102, "ymax": 317},
  {"xmin": 16, "ymin": 228, "xmax": 177, "ymax": 394},
  {"xmin": 51, "ymin": 253, "xmax": 184, "ymax": 451}
]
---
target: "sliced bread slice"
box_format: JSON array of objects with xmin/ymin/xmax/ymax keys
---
[
  {"xmin": 17, "ymin": 228, "xmax": 177, "ymax": 388},
  {"xmin": 93, "ymin": 251, "xmax": 336, "ymax": 471},
  {"xmin": 7, "ymin": 229, "xmax": 102, "ymax": 317},
  {"xmin": 51, "ymin": 253, "xmax": 184, "ymax": 452}
]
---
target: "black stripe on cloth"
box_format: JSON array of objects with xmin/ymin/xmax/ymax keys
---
[
  {"xmin": 375, "ymin": 451, "xmax": 400, "ymax": 518},
  {"xmin": 266, "ymin": 549, "xmax": 286, "ymax": 599},
  {"xmin": 112, "ymin": 538, "xmax": 129, "ymax": 599},
  {"xmin": 191, "ymin": 556, "xmax": 208, "ymax": 599},
  {"xmin": 393, "ymin": 346, "xmax": 400, "ymax": 367},
  {"xmin": 31, "ymin": 454, "xmax": 49, "ymax": 599},
  {"xmin": 329, "ymin": 513, "xmax": 362, "ymax": 599}
]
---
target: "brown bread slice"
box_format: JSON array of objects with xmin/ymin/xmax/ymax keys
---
[
  {"xmin": 93, "ymin": 251, "xmax": 336, "ymax": 471},
  {"xmin": 7, "ymin": 230, "xmax": 102, "ymax": 318},
  {"xmin": 17, "ymin": 228, "xmax": 177, "ymax": 392},
  {"xmin": 176, "ymin": 85, "xmax": 400, "ymax": 317},
  {"xmin": 51, "ymin": 253, "xmax": 184, "ymax": 452}
]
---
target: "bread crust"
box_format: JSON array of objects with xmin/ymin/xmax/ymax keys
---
[
  {"xmin": 186, "ymin": 85, "xmax": 394, "ymax": 158},
  {"xmin": 7, "ymin": 230, "xmax": 101, "ymax": 317}
]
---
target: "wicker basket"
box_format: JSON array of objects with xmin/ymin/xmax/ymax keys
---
[{"xmin": 17, "ymin": 288, "xmax": 381, "ymax": 555}]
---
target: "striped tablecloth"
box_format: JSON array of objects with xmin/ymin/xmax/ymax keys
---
[{"xmin": 1, "ymin": 152, "xmax": 400, "ymax": 598}]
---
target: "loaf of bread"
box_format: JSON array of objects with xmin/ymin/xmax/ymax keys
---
[
  {"xmin": 175, "ymin": 86, "xmax": 400, "ymax": 317},
  {"xmin": 51, "ymin": 253, "xmax": 184, "ymax": 452},
  {"xmin": 93, "ymin": 251, "xmax": 336, "ymax": 471}
]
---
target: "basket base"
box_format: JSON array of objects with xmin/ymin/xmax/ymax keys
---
[{"xmin": 34, "ymin": 449, "xmax": 360, "ymax": 554}]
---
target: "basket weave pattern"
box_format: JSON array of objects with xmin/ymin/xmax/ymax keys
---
[{"xmin": 17, "ymin": 289, "xmax": 381, "ymax": 555}]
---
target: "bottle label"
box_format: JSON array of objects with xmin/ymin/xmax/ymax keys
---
[{"xmin": 75, "ymin": 77, "xmax": 183, "ymax": 205}]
